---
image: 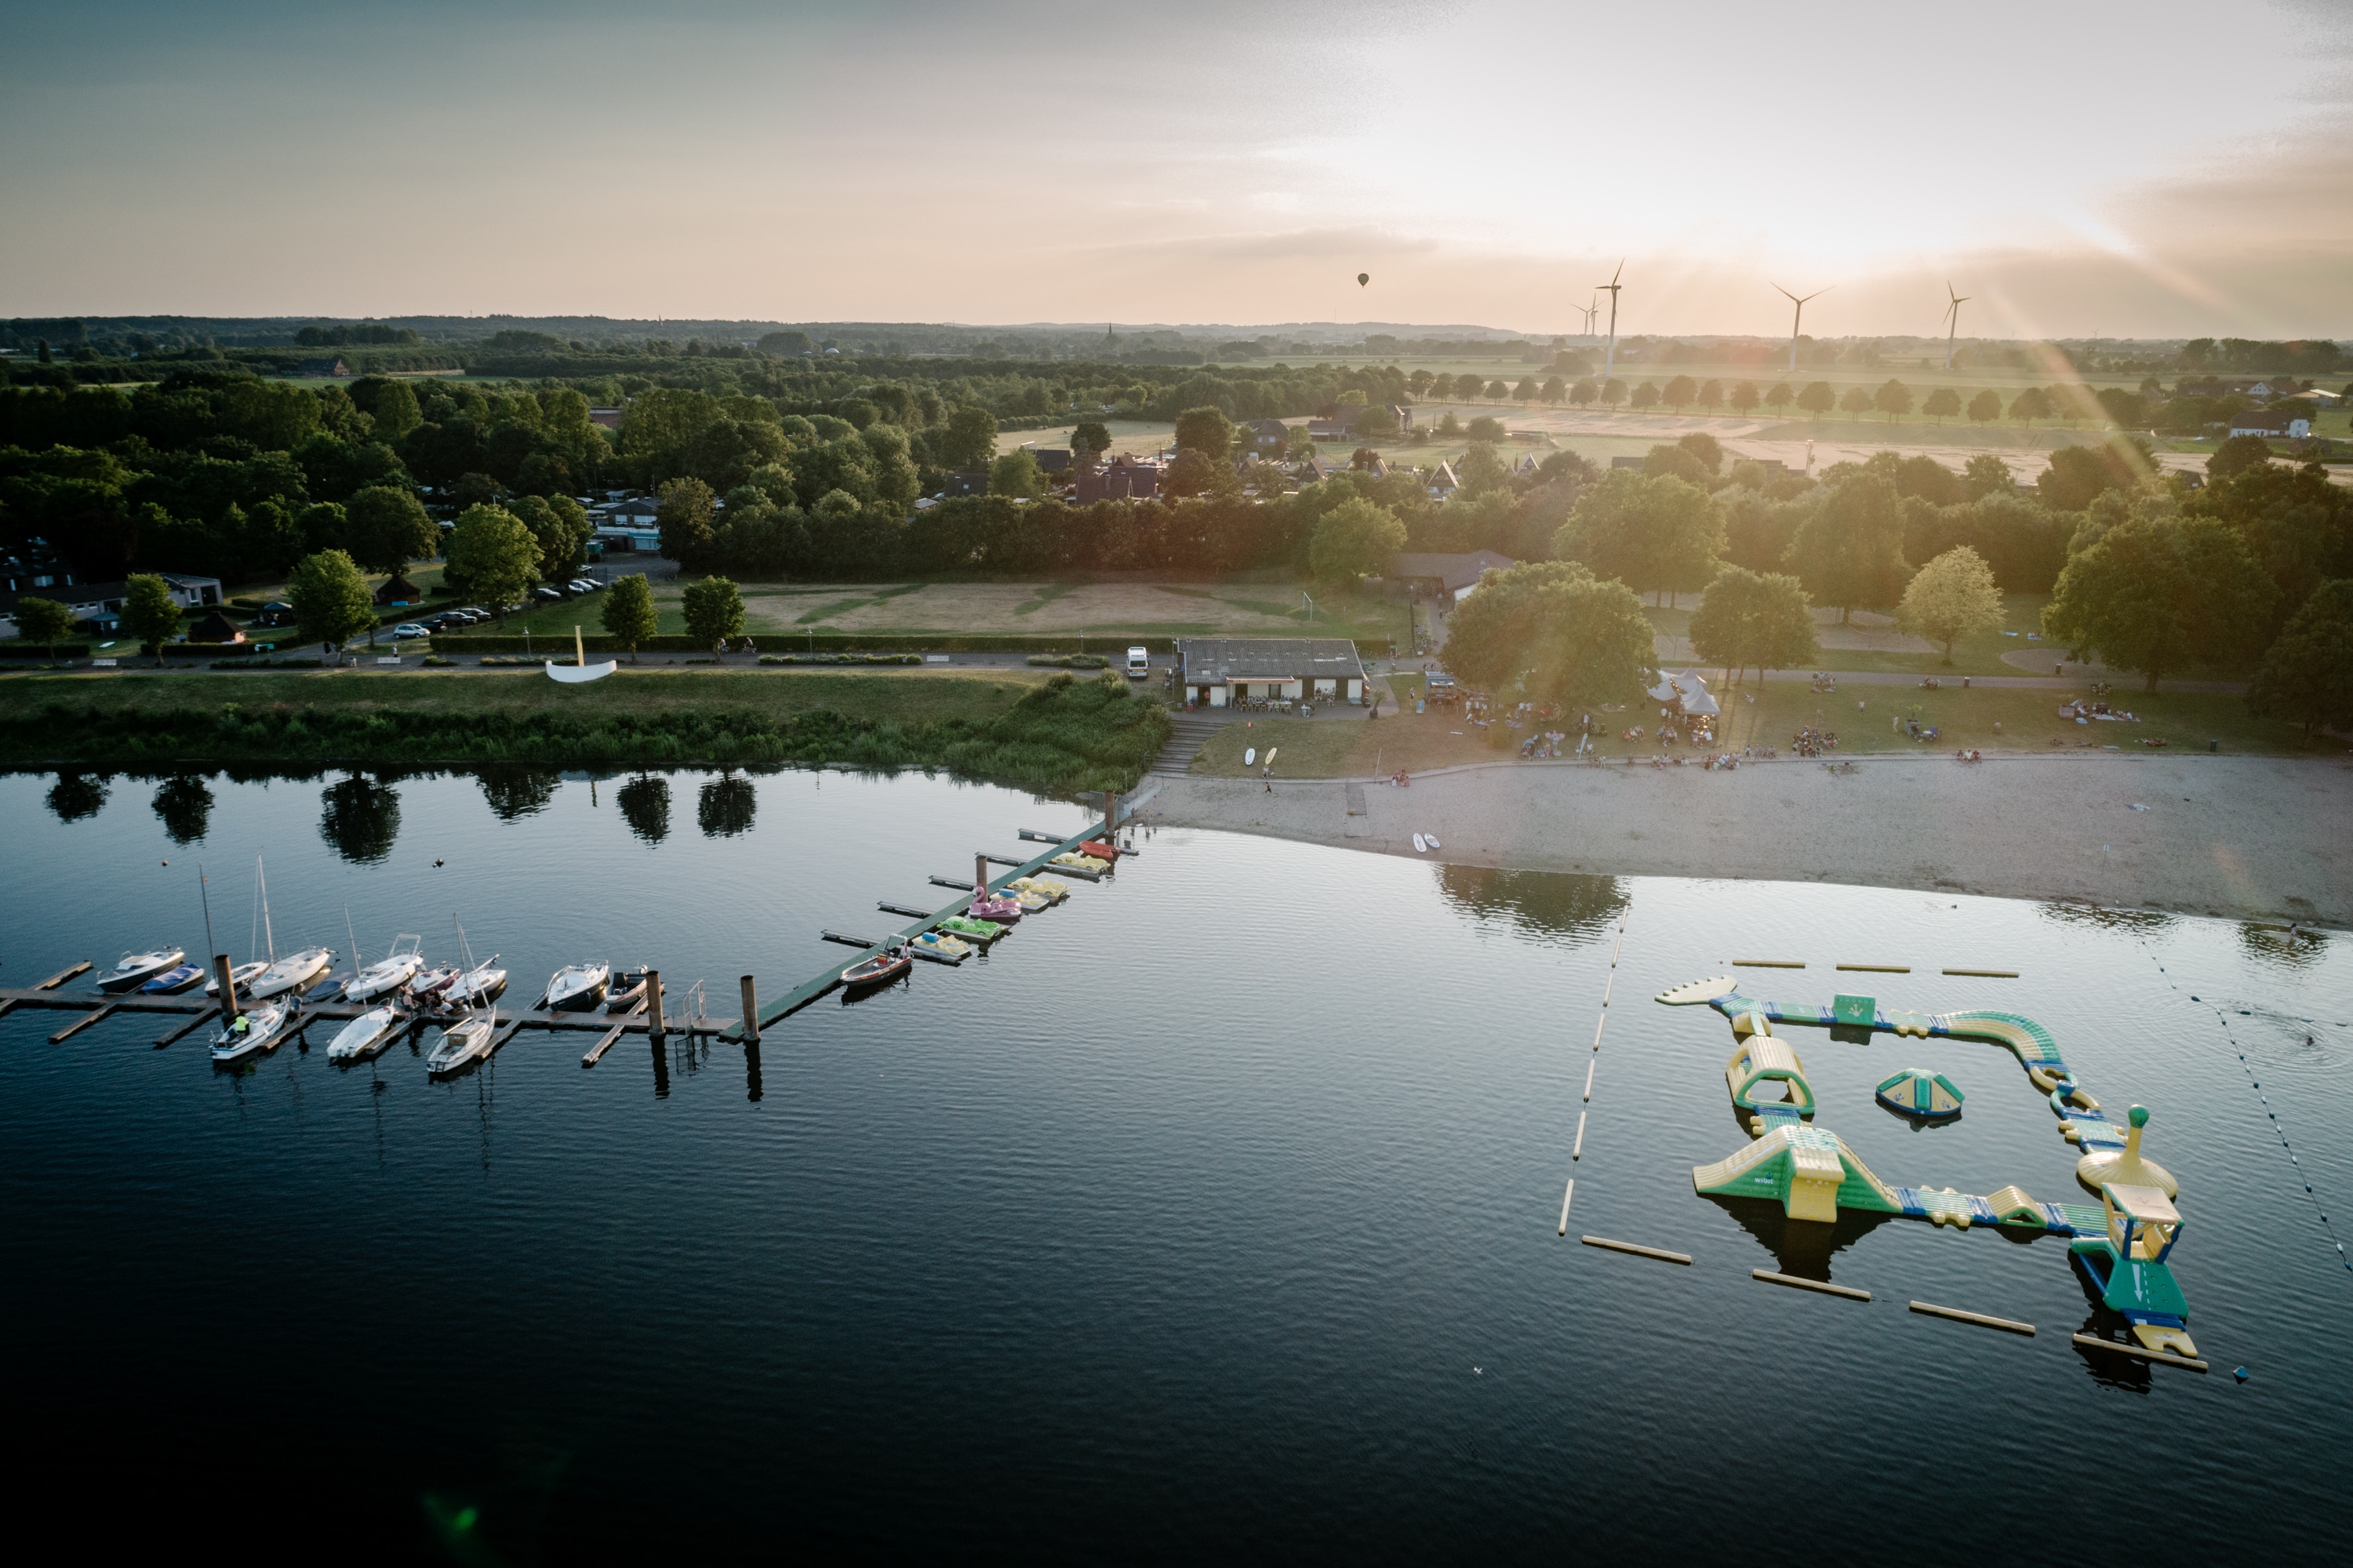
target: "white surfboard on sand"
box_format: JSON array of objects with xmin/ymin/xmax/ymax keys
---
[
  {"xmin": 1412, "ymin": 833, "xmax": 1428, "ymax": 853},
  {"xmin": 1244, "ymin": 747, "xmax": 1257, "ymax": 766},
  {"xmin": 1424, "ymin": 834, "xmax": 1441, "ymax": 850}
]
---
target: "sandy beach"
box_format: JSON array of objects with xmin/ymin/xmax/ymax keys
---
[{"xmin": 1140, "ymin": 754, "xmax": 2353, "ymax": 927}]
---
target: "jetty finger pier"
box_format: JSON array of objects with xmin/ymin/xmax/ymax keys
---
[{"xmin": 5, "ymin": 793, "xmax": 1143, "ymax": 1090}]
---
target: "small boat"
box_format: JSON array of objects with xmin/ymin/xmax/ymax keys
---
[
  {"xmin": 100, "ymin": 948, "xmax": 188, "ymax": 992},
  {"xmin": 249, "ymin": 946, "xmax": 334, "ymax": 1000},
  {"xmin": 303, "ymin": 971, "xmax": 354, "ymax": 1004},
  {"xmin": 969, "ymin": 893, "xmax": 1023, "ymax": 923},
  {"xmin": 1005, "ymin": 886, "xmax": 1053, "ymax": 914},
  {"xmin": 907, "ymin": 930, "xmax": 970, "ymax": 964},
  {"xmin": 604, "ymin": 971, "xmax": 651, "ymax": 1013},
  {"xmin": 426, "ymin": 1016, "xmax": 496, "ymax": 1075},
  {"xmin": 936, "ymin": 915, "xmax": 1006, "ymax": 943},
  {"xmin": 545, "ymin": 961, "xmax": 611, "ymax": 1013},
  {"xmin": 205, "ymin": 960, "xmax": 270, "ymax": 998},
  {"xmin": 344, "ymin": 935, "xmax": 425, "ymax": 1002},
  {"xmin": 841, "ymin": 948, "xmax": 912, "ymax": 990},
  {"xmin": 407, "ymin": 964, "xmax": 460, "ymax": 1003},
  {"xmin": 211, "ymin": 999, "xmax": 297, "ymax": 1064},
  {"xmin": 443, "ymin": 958, "xmax": 507, "ymax": 1010},
  {"xmin": 1009, "ymin": 876, "xmax": 1069, "ymax": 904},
  {"xmin": 1051, "ymin": 851, "xmax": 1109, "ymax": 873},
  {"xmin": 325, "ymin": 1004, "xmax": 406, "ymax": 1062},
  {"xmin": 1078, "ymin": 839, "xmax": 1122, "ymax": 861},
  {"xmin": 139, "ymin": 963, "xmax": 206, "ymax": 995}
]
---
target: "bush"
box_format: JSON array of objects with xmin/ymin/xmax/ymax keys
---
[{"xmin": 1026, "ymin": 653, "xmax": 1110, "ymax": 668}]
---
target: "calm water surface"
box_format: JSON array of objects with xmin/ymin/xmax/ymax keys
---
[{"xmin": 5, "ymin": 766, "xmax": 2348, "ymax": 1562}]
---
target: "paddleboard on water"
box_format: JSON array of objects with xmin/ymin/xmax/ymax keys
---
[
  {"xmin": 1412, "ymin": 833, "xmax": 1428, "ymax": 853},
  {"xmin": 1244, "ymin": 748, "xmax": 1257, "ymax": 766}
]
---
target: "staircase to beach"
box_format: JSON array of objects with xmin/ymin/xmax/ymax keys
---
[{"xmin": 1151, "ymin": 711, "xmax": 1236, "ymax": 777}]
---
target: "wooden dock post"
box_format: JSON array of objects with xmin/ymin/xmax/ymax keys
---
[
  {"xmin": 646, "ymin": 969, "xmax": 665, "ymax": 1046},
  {"xmin": 738, "ymin": 976, "xmax": 761, "ymax": 1046},
  {"xmin": 975, "ymin": 852, "xmax": 990, "ymax": 897},
  {"xmin": 212, "ymin": 954, "xmax": 240, "ymax": 1023},
  {"xmin": 1106, "ymin": 788, "xmax": 1119, "ymax": 834}
]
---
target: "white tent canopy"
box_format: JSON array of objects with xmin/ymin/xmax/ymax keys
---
[{"xmin": 1649, "ymin": 670, "xmax": 1720, "ymax": 716}]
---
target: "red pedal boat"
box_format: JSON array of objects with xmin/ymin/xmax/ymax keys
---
[
  {"xmin": 841, "ymin": 948, "xmax": 912, "ymax": 989},
  {"xmin": 1080, "ymin": 839, "xmax": 1121, "ymax": 861}
]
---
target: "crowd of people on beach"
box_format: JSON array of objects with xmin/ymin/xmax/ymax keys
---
[{"xmin": 1791, "ymin": 725, "xmax": 1840, "ymax": 758}]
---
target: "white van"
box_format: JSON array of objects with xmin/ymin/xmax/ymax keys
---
[{"xmin": 1126, "ymin": 646, "xmax": 1150, "ymax": 679}]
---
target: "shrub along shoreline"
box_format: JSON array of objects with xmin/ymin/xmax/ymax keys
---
[{"xmin": 0, "ymin": 668, "xmax": 1170, "ymax": 796}]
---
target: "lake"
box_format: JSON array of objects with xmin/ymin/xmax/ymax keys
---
[{"xmin": 4, "ymin": 765, "xmax": 2348, "ymax": 1562}]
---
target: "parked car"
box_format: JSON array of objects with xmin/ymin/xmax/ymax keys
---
[
  {"xmin": 391, "ymin": 623, "xmax": 431, "ymax": 639},
  {"xmin": 569, "ymin": 579, "xmax": 599, "ymax": 595},
  {"xmin": 533, "ymin": 586, "xmax": 566, "ymax": 603}
]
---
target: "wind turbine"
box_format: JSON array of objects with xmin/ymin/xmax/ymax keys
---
[
  {"xmin": 1773, "ymin": 283, "xmax": 1828, "ymax": 375},
  {"xmin": 1597, "ymin": 261, "xmax": 1624, "ymax": 380},
  {"xmin": 1940, "ymin": 282, "xmax": 1970, "ymax": 369},
  {"xmin": 1580, "ymin": 293, "xmax": 1600, "ymax": 341}
]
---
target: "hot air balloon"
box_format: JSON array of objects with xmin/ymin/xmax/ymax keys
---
[{"xmin": 1357, "ymin": 272, "xmax": 1369, "ymax": 287}]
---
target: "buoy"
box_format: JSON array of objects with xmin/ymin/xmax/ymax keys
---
[{"xmin": 2234, "ymin": 1366, "xmax": 2249, "ymax": 1382}]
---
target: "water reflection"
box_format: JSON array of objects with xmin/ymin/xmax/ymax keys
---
[
  {"xmin": 46, "ymin": 771, "xmax": 108, "ymax": 822},
  {"xmin": 319, "ymin": 776, "xmax": 402, "ymax": 864},
  {"xmin": 616, "ymin": 776, "xmax": 671, "ymax": 845},
  {"xmin": 1434, "ymin": 866, "xmax": 1628, "ymax": 944},
  {"xmin": 1704, "ymin": 1195, "xmax": 1898, "ymax": 1281},
  {"xmin": 2237, "ymin": 921, "xmax": 2328, "ymax": 973},
  {"xmin": 151, "ymin": 775, "xmax": 214, "ymax": 844},
  {"xmin": 479, "ymin": 768, "xmax": 559, "ymax": 822},
  {"xmin": 697, "ymin": 777, "xmax": 757, "ymax": 838},
  {"xmin": 2038, "ymin": 901, "xmax": 2177, "ymax": 935}
]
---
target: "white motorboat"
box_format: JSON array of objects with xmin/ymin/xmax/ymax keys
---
[
  {"xmin": 345, "ymin": 934, "xmax": 426, "ymax": 1002},
  {"xmin": 249, "ymin": 946, "xmax": 334, "ymax": 999},
  {"xmin": 544, "ymin": 961, "xmax": 610, "ymax": 1013},
  {"xmin": 99, "ymin": 948, "xmax": 187, "ymax": 993},
  {"xmin": 425, "ymin": 1016, "xmax": 495, "ymax": 1075},
  {"xmin": 325, "ymin": 1003, "xmax": 406, "ymax": 1062},
  {"xmin": 205, "ymin": 960, "xmax": 270, "ymax": 998},
  {"xmin": 211, "ymin": 999, "xmax": 296, "ymax": 1064}
]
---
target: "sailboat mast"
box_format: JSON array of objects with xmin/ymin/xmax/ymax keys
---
[
  {"xmin": 198, "ymin": 861, "xmax": 217, "ymax": 970},
  {"xmin": 345, "ymin": 904, "xmax": 361, "ymax": 966},
  {"xmin": 258, "ymin": 854, "xmax": 276, "ymax": 962}
]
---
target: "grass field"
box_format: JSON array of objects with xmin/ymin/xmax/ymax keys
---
[
  {"xmin": 1185, "ymin": 678, "xmax": 2328, "ymax": 778},
  {"xmin": 486, "ymin": 577, "xmax": 1410, "ymax": 646}
]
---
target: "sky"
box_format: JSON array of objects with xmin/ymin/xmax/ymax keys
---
[{"xmin": 4, "ymin": 0, "xmax": 2351, "ymax": 339}]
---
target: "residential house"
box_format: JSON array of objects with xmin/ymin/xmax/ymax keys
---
[
  {"xmin": 373, "ymin": 573, "xmax": 422, "ymax": 607},
  {"xmin": 185, "ymin": 610, "xmax": 247, "ymax": 644},
  {"xmin": 1075, "ymin": 453, "xmax": 1161, "ymax": 503},
  {"xmin": 1024, "ymin": 446, "xmax": 1072, "ymax": 474},
  {"xmin": 1427, "ymin": 461, "xmax": 1460, "ymax": 500},
  {"xmin": 1245, "ymin": 418, "xmax": 1289, "ymax": 452},
  {"xmin": 590, "ymin": 495, "xmax": 663, "ymax": 554},
  {"xmin": 295, "ymin": 357, "xmax": 351, "ymax": 377},
  {"xmin": 2228, "ymin": 417, "xmax": 2311, "ymax": 440},
  {"xmin": 1, "ymin": 571, "xmax": 222, "ymax": 637},
  {"xmin": 588, "ymin": 406, "xmax": 624, "ymax": 430},
  {"xmin": 1386, "ymin": 551, "xmax": 1516, "ymax": 604},
  {"xmin": 1173, "ymin": 637, "xmax": 1369, "ymax": 708}
]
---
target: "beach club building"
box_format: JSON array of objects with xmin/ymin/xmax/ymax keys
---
[{"xmin": 1173, "ymin": 637, "xmax": 1368, "ymax": 708}]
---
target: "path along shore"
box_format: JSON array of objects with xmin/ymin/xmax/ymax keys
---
[{"xmin": 1141, "ymin": 753, "xmax": 2353, "ymax": 928}]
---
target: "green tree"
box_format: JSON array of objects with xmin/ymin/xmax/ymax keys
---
[
  {"xmin": 2246, "ymin": 578, "xmax": 2353, "ymax": 745},
  {"xmin": 990, "ymin": 447, "xmax": 1044, "ymax": 499},
  {"xmin": 2009, "ymin": 387, "xmax": 2055, "ymax": 425},
  {"xmin": 1785, "ymin": 473, "xmax": 1911, "ymax": 622},
  {"xmin": 1599, "ymin": 378, "xmax": 1627, "ymax": 409},
  {"xmin": 1441, "ymin": 560, "xmax": 1657, "ymax": 712},
  {"xmin": 1896, "ymin": 544, "xmax": 2004, "ymax": 664},
  {"xmin": 1664, "ymin": 375, "xmax": 1697, "ymax": 411},
  {"xmin": 1631, "ymin": 382, "xmax": 1660, "ymax": 411},
  {"xmin": 682, "ymin": 574, "xmax": 745, "ymax": 649},
  {"xmin": 1966, "ymin": 389, "xmax": 2002, "ymax": 424},
  {"xmin": 1730, "ymin": 380, "xmax": 1760, "ymax": 416},
  {"xmin": 656, "ymin": 475, "xmax": 718, "ymax": 568},
  {"xmin": 1514, "ymin": 377, "xmax": 1540, "ymax": 402},
  {"xmin": 2206, "ymin": 434, "xmax": 2273, "ymax": 481},
  {"xmin": 344, "ymin": 485, "xmax": 439, "ymax": 576},
  {"xmin": 120, "ymin": 573, "xmax": 184, "ymax": 665},
  {"xmin": 1355, "ymin": 404, "xmax": 1401, "ymax": 438},
  {"xmin": 14, "ymin": 595, "xmax": 75, "ymax": 662},
  {"xmin": 1875, "ymin": 379, "xmax": 1914, "ymax": 421},
  {"xmin": 1161, "ymin": 449, "xmax": 1223, "ymax": 500},
  {"xmin": 1173, "ymin": 406, "xmax": 1233, "ymax": 459},
  {"xmin": 1839, "ymin": 385, "xmax": 1875, "ymax": 417},
  {"xmin": 1456, "ymin": 442, "xmax": 1513, "ymax": 497},
  {"xmin": 599, "ymin": 573, "xmax": 658, "ymax": 662},
  {"xmin": 2043, "ymin": 512, "xmax": 2278, "ymax": 690},
  {"xmin": 1554, "ymin": 469, "xmax": 1726, "ymax": 606},
  {"xmin": 1307, "ymin": 496, "xmax": 1408, "ymax": 584},
  {"xmin": 1961, "ymin": 453, "xmax": 2013, "ymax": 498},
  {"xmin": 1688, "ymin": 566, "xmax": 1820, "ymax": 685},
  {"xmin": 1798, "ymin": 381, "xmax": 1835, "ymax": 417},
  {"xmin": 1697, "ymin": 380, "xmax": 1723, "ymax": 414},
  {"xmin": 933, "ymin": 402, "xmax": 998, "ymax": 471},
  {"xmin": 1569, "ymin": 380, "xmax": 1598, "ymax": 407},
  {"xmin": 1922, "ymin": 387, "xmax": 1962, "ymax": 424},
  {"xmin": 1071, "ymin": 420, "xmax": 1112, "ymax": 462},
  {"xmin": 286, "ymin": 550, "xmax": 377, "ymax": 662},
  {"xmin": 446, "ymin": 504, "xmax": 540, "ymax": 625},
  {"xmin": 1540, "ymin": 377, "xmax": 1567, "ymax": 405},
  {"xmin": 1464, "ymin": 415, "xmax": 1506, "ymax": 443},
  {"xmin": 511, "ymin": 493, "xmax": 593, "ymax": 579}
]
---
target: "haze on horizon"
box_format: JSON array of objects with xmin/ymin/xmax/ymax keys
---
[{"xmin": 5, "ymin": 0, "xmax": 2349, "ymax": 342}]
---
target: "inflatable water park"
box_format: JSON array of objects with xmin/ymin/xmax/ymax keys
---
[{"xmin": 1656, "ymin": 975, "xmax": 2197, "ymax": 1361}]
